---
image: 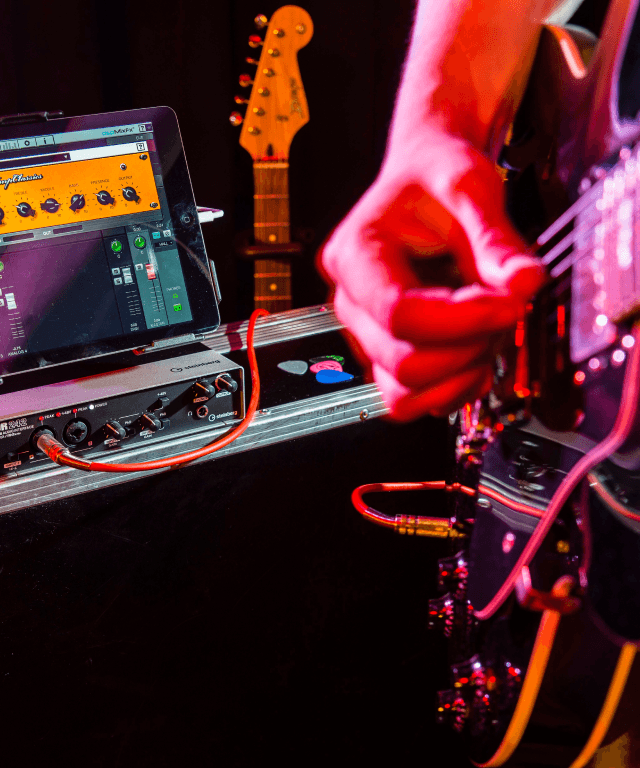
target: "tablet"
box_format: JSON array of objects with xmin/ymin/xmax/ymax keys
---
[{"xmin": 0, "ymin": 106, "xmax": 221, "ymax": 377}]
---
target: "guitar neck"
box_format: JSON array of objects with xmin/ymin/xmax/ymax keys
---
[{"xmin": 253, "ymin": 161, "xmax": 292, "ymax": 312}]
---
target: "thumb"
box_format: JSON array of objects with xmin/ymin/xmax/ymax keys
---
[{"xmin": 442, "ymin": 153, "xmax": 546, "ymax": 300}]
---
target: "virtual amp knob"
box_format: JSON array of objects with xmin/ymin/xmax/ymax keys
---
[
  {"xmin": 69, "ymin": 193, "xmax": 86, "ymax": 212},
  {"xmin": 95, "ymin": 190, "xmax": 115, "ymax": 206},
  {"xmin": 122, "ymin": 186, "xmax": 140, "ymax": 203},
  {"xmin": 40, "ymin": 198, "xmax": 60, "ymax": 214},
  {"xmin": 16, "ymin": 202, "xmax": 35, "ymax": 218}
]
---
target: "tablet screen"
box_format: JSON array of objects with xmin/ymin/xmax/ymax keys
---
[{"xmin": 0, "ymin": 107, "xmax": 220, "ymax": 377}]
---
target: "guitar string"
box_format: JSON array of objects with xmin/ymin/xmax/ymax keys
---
[
  {"xmin": 536, "ymin": 173, "xmax": 606, "ymax": 245},
  {"xmin": 535, "ymin": 195, "xmax": 628, "ymax": 278}
]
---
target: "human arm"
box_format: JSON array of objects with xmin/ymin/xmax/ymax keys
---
[{"xmin": 320, "ymin": 0, "xmax": 569, "ymax": 420}]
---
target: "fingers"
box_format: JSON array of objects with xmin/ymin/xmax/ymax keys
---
[
  {"xmin": 323, "ymin": 226, "xmax": 420, "ymax": 327},
  {"xmin": 321, "ymin": 135, "xmax": 545, "ymax": 421},
  {"xmin": 335, "ymin": 287, "xmax": 491, "ymax": 389},
  {"xmin": 391, "ymin": 284, "xmax": 523, "ymax": 344},
  {"xmin": 373, "ymin": 363, "xmax": 493, "ymax": 421}
]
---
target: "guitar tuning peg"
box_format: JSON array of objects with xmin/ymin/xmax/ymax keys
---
[
  {"xmin": 234, "ymin": 96, "xmax": 249, "ymax": 105},
  {"xmin": 245, "ymin": 57, "xmax": 259, "ymax": 65},
  {"xmin": 248, "ymin": 35, "xmax": 263, "ymax": 48},
  {"xmin": 254, "ymin": 14, "xmax": 268, "ymax": 29},
  {"xmin": 239, "ymin": 74, "xmax": 253, "ymax": 87},
  {"xmin": 229, "ymin": 112, "xmax": 244, "ymax": 127}
]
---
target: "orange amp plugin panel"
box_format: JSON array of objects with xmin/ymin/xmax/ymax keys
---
[{"xmin": 0, "ymin": 147, "xmax": 160, "ymax": 234}]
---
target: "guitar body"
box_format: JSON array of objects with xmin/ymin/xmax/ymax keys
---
[{"xmin": 439, "ymin": 3, "xmax": 640, "ymax": 764}]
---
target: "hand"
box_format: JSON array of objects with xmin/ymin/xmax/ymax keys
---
[{"xmin": 320, "ymin": 126, "xmax": 545, "ymax": 420}]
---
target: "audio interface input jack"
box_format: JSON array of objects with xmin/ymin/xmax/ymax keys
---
[{"xmin": 63, "ymin": 419, "xmax": 90, "ymax": 445}]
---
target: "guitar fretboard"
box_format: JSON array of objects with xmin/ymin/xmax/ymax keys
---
[{"xmin": 253, "ymin": 161, "xmax": 292, "ymax": 312}]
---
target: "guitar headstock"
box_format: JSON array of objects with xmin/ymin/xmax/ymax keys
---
[{"xmin": 231, "ymin": 6, "xmax": 313, "ymax": 161}]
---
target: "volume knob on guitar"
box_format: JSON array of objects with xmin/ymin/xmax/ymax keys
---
[
  {"xmin": 69, "ymin": 194, "xmax": 85, "ymax": 212},
  {"xmin": 16, "ymin": 202, "xmax": 35, "ymax": 218},
  {"xmin": 122, "ymin": 186, "xmax": 140, "ymax": 203},
  {"xmin": 95, "ymin": 190, "xmax": 115, "ymax": 206},
  {"xmin": 40, "ymin": 198, "xmax": 60, "ymax": 214}
]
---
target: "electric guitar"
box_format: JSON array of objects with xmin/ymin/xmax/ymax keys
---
[
  {"xmin": 230, "ymin": 5, "xmax": 313, "ymax": 312},
  {"xmin": 429, "ymin": 3, "xmax": 640, "ymax": 765}
]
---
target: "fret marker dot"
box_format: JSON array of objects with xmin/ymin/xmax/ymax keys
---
[
  {"xmin": 270, "ymin": 283, "xmax": 277, "ymax": 291},
  {"xmin": 269, "ymin": 234, "xmax": 276, "ymax": 242}
]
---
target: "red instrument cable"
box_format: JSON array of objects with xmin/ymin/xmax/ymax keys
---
[
  {"xmin": 353, "ymin": 322, "xmax": 640, "ymax": 620},
  {"xmin": 476, "ymin": 320, "xmax": 640, "ymax": 620},
  {"xmin": 36, "ymin": 309, "xmax": 269, "ymax": 473},
  {"xmin": 351, "ymin": 480, "xmax": 544, "ymax": 534}
]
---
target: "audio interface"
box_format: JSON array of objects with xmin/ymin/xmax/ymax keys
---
[{"xmin": 0, "ymin": 349, "xmax": 244, "ymax": 475}]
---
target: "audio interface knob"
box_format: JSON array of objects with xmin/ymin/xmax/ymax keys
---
[
  {"xmin": 40, "ymin": 198, "xmax": 60, "ymax": 213},
  {"xmin": 95, "ymin": 190, "xmax": 115, "ymax": 206},
  {"xmin": 105, "ymin": 420, "xmax": 127, "ymax": 439},
  {"xmin": 69, "ymin": 193, "xmax": 86, "ymax": 212},
  {"xmin": 193, "ymin": 380, "xmax": 216, "ymax": 401},
  {"xmin": 140, "ymin": 412, "xmax": 162, "ymax": 432},
  {"xmin": 16, "ymin": 202, "xmax": 35, "ymax": 218},
  {"xmin": 122, "ymin": 186, "xmax": 140, "ymax": 203},
  {"xmin": 214, "ymin": 373, "xmax": 238, "ymax": 393}
]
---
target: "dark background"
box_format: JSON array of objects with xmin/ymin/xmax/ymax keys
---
[{"xmin": 0, "ymin": 1, "xmax": 610, "ymax": 766}]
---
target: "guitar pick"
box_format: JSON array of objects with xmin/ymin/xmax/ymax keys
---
[
  {"xmin": 278, "ymin": 360, "xmax": 308, "ymax": 375},
  {"xmin": 315, "ymin": 370, "xmax": 354, "ymax": 384},
  {"xmin": 309, "ymin": 355, "xmax": 345, "ymax": 364},
  {"xmin": 310, "ymin": 360, "xmax": 343, "ymax": 373}
]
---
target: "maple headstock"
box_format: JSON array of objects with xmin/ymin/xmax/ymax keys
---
[{"xmin": 231, "ymin": 6, "xmax": 313, "ymax": 161}]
